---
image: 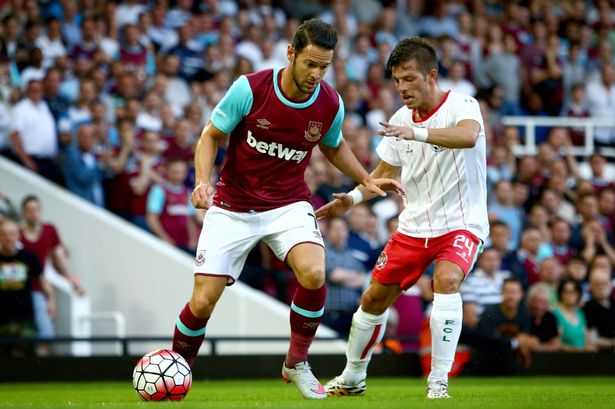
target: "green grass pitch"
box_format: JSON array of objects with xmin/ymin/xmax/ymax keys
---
[{"xmin": 0, "ymin": 377, "xmax": 613, "ymax": 409}]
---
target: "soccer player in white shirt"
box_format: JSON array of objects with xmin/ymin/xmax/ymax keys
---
[{"xmin": 318, "ymin": 37, "xmax": 489, "ymax": 399}]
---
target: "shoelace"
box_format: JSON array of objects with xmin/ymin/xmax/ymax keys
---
[{"xmin": 294, "ymin": 363, "xmax": 319, "ymax": 386}]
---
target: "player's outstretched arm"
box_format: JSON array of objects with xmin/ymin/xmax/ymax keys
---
[
  {"xmin": 319, "ymin": 139, "xmax": 379, "ymax": 192},
  {"xmin": 320, "ymin": 139, "xmax": 394, "ymax": 197},
  {"xmin": 378, "ymin": 120, "xmax": 480, "ymax": 149},
  {"xmin": 192, "ymin": 121, "xmax": 226, "ymax": 210},
  {"xmin": 315, "ymin": 193, "xmax": 353, "ymax": 219},
  {"xmin": 315, "ymin": 161, "xmax": 402, "ymax": 219}
]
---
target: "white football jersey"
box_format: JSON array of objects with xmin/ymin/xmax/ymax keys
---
[{"xmin": 376, "ymin": 91, "xmax": 489, "ymax": 241}]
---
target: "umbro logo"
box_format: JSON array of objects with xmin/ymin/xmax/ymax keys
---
[{"xmin": 256, "ymin": 118, "xmax": 271, "ymax": 129}]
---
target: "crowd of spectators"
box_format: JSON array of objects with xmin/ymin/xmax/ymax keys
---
[{"xmin": 1, "ymin": 0, "xmax": 615, "ymax": 363}]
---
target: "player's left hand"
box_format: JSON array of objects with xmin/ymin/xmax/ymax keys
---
[
  {"xmin": 315, "ymin": 194, "xmax": 353, "ymax": 219},
  {"xmin": 361, "ymin": 178, "xmax": 387, "ymax": 197},
  {"xmin": 378, "ymin": 121, "xmax": 415, "ymax": 140},
  {"xmin": 372, "ymin": 178, "xmax": 404, "ymax": 196}
]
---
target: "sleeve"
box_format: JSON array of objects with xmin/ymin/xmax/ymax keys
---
[
  {"xmin": 10, "ymin": 104, "xmax": 24, "ymax": 134},
  {"xmin": 209, "ymin": 75, "xmax": 254, "ymax": 134},
  {"xmin": 374, "ymin": 109, "xmax": 404, "ymax": 166},
  {"xmin": 146, "ymin": 185, "xmax": 166, "ymax": 214},
  {"xmin": 47, "ymin": 224, "xmax": 62, "ymax": 248},
  {"xmin": 321, "ymin": 94, "xmax": 344, "ymax": 148},
  {"xmin": 453, "ymin": 95, "xmax": 484, "ymax": 132}
]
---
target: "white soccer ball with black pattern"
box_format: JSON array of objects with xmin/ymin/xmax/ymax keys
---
[{"xmin": 132, "ymin": 349, "xmax": 192, "ymax": 401}]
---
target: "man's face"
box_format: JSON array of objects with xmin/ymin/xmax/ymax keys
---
[
  {"xmin": 327, "ymin": 218, "xmax": 348, "ymax": 247},
  {"xmin": 528, "ymin": 291, "xmax": 549, "ymax": 316},
  {"xmin": 167, "ymin": 162, "xmax": 188, "ymax": 185},
  {"xmin": 551, "ymin": 221, "xmax": 570, "ymax": 244},
  {"xmin": 0, "ymin": 222, "xmax": 19, "ymax": 250},
  {"xmin": 589, "ymin": 271, "xmax": 613, "ymax": 300},
  {"xmin": 489, "ymin": 225, "xmax": 510, "ymax": 251},
  {"xmin": 478, "ymin": 249, "xmax": 501, "ymax": 274},
  {"xmin": 391, "ymin": 59, "xmax": 434, "ymax": 110},
  {"xmin": 27, "ymin": 81, "xmax": 44, "ymax": 102},
  {"xmin": 288, "ymin": 44, "xmax": 333, "ymax": 96},
  {"xmin": 22, "ymin": 200, "xmax": 41, "ymax": 225},
  {"xmin": 502, "ymin": 281, "xmax": 523, "ymax": 308}
]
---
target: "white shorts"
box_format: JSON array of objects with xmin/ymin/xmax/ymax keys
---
[{"xmin": 193, "ymin": 201, "xmax": 324, "ymax": 285}]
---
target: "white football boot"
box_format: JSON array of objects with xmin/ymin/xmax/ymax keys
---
[
  {"xmin": 281, "ymin": 361, "xmax": 326, "ymax": 400},
  {"xmin": 324, "ymin": 375, "xmax": 367, "ymax": 396},
  {"xmin": 427, "ymin": 378, "xmax": 451, "ymax": 399}
]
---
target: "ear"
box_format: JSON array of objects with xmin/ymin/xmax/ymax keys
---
[
  {"xmin": 428, "ymin": 68, "xmax": 438, "ymax": 83},
  {"xmin": 287, "ymin": 45, "xmax": 295, "ymax": 62}
]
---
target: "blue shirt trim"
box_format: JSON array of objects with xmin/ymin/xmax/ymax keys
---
[
  {"xmin": 210, "ymin": 75, "xmax": 253, "ymax": 134},
  {"xmin": 321, "ymin": 93, "xmax": 344, "ymax": 147},
  {"xmin": 272, "ymin": 67, "xmax": 320, "ymax": 109}
]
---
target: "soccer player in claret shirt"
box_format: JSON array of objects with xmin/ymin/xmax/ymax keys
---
[
  {"xmin": 317, "ymin": 37, "xmax": 489, "ymax": 399},
  {"xmin": 171, "ymin": 19, "xmax": 400, "ymax": 400}
]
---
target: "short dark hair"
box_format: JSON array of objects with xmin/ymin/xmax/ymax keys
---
[
  {"xmin": 490, "ymin": 220, "xmax": 510, "ymax": 231},
  {"xmin": 557, "ymin": 278, "xmax": 582, "ymax": 301},
  {"xmin": 21, "ymin": 195, "xmax": 40, "ymax": 210},
  {"xmin": 387, "ymin": 37, "xmax": 438, "ymax": 76},
  {"xmin": 502, "ymin": 276, "xmax": 523, "ymax": 290},
  {"xmin": 291, "ymin": 18, "xmax": 338, "ymax": 55}
]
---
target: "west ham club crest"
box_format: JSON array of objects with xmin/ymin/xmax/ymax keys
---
[{"xmin": 304, "ymin": 121, "xmax": 323, "ymax": 142}]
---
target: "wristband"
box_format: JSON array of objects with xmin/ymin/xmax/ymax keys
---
[
  {"xmin": 347, "ymin": 188, "xmax": 363, "ymax": 206},
  {"xmin": 414, "ymin": 127, "xmax": 428, "ymax": 142}
]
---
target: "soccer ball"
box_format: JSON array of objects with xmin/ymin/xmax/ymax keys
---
[{"xmin": 132, "ymin": 349, "xmax": 192, "ymax": 401}]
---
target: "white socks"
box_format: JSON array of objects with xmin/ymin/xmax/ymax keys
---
[
  {"xmin": 341, "ymin": 306, "xmax": 389, "ymax": 384},
  {"xmin": 429, "ymin": 293, "xmax": 463, "ymax": 382}
]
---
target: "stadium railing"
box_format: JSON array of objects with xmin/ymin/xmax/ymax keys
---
[
  {"xmin": 501, "ymin": 116, "xmax": 615, "ymax": 157},
  {"xmin": 0, "ymin": 335, "xmax": 380, "ymax": 357}
]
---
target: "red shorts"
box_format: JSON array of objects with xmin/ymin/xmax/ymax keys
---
[{"xmin": 372, "ymin": 230, "xmax": 482, "ymax": 290}]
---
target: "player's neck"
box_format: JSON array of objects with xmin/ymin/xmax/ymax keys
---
[
  {"xmin": 279, "ymin": 67, "xmax": 310, "ymax": 101},
  {"xmin": 414, "ymin": 87, "xmax": 446, "ymax": 120}
]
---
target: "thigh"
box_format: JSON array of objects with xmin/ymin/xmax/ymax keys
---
[
  {"xmin": 193, "ymin": 207, "xmax": 261, "ymax": 285},
  {"xmin": 433, "ymin": 230, "xmax": 483, "ymax": 277},
  {"xmin": 262, "ymin": 201, "xmax": 324, "ymax": 262},
  {"xmin": 371, "ymin": 232, "xmax": 433, "ymax": 291}
]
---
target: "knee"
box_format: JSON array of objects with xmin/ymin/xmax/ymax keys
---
[
  {"xmin": 433, "ymin": 270, "xmax": 463, "ymax": 293},
  {"xmin": 190, "ymin": 294, "xmax": 217, "ymax": 317},
  {"xmin": 360, "ymin": 291, "xmax": 388, "ymax": 315},
  {"xmin": 295, "ymin": 263, "xmax": 325, "ymax": 289}
]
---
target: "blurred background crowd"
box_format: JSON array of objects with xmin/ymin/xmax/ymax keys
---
[{"xmin": 1, "ymin": 0, "xmax": 615, "ymax": 365}]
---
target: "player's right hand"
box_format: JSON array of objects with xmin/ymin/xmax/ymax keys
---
[
  {"xmin": 373, "ymin": 178, "xmax": 404, "ymax": 196},
  {"xmin": 192, "ymin": 182, "xmax": 214, "ymax": 210},
  {"xmin": 315, "ymin": 193, "xmax": 353, "ymax": 219}
]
